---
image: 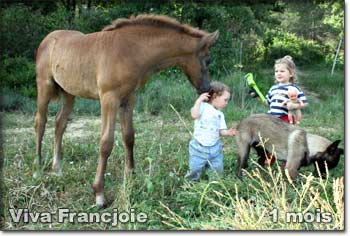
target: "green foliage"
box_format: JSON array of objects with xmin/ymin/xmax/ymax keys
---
[
  {"xmin": 258, "ymin": 30, "xmax": 327, "ymax": 66},
  {"xmin": 136, "ymin": 74, "xmax": 197, "ymax": 116},
  {"xmin": 0, "ymin": 4, "xmax": 47, "ymax": 58},
  {"xmin": 42, "ymin": 5, "xmax": 72, "ymax": 30},
  {"xmin": 0, "ymin": 56, "xmax": 36, "ymax": 98},
  {"xmin": 0, "ymin": 89, "xmax": 37, "ymax": 113},
  {"xmin": 0, "ymin": 2, "xmax": 344, "ymax": 111},
  {"xmin": 299, "ymin": 69, "xmax": 344, "ymax": 98},
  {"xmin": 72, "ymin": 6, "xmax": 113, "ymax": 33}
]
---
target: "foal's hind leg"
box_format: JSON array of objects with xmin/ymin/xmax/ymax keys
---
[
  {"xmin": 118, "ymin": 94, "xmax": 136, "ymax": 174},
  {"xmin": 34, "ymin": 78, "xmax": 58, "ymax": 178},
  {"xmin": 52, "ymin": 91, "xmax": 75, "ymax": 175}
]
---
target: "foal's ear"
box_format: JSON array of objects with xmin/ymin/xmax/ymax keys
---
[{"xmin": 198, "ymin": 30, "xmax": 219, "ymax": 50}]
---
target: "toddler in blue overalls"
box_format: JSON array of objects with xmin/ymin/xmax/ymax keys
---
[{"xmin": 185, "ymin": 81, "xmax": 235, "ymax": 181}]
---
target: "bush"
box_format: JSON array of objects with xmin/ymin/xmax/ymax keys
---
[
  {"xmin": 73, "ymin": 7, "xmax": 112, "ymax": 33},
  {"xmin": 258, "ymin": 30, "xmax": 327, "ymax": 66},
  {"xmin": 0, "ymin": 56, "xmax": 36, "ymax": 98},
  {"xmin": 0, "ymin": 5, "xmax": 47, "ymax": 59}
]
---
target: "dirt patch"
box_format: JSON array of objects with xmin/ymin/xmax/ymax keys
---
[
  {"xmin": 65, "ymin": 116, "xmax": 101, "ymax": 139},
  {"xmin": 3, "ymin": 116, "xmax": 102, "ymax": 140}
]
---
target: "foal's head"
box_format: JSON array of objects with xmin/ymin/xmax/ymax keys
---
[
  {"xmin": 180, "ymin": 30, "xmax": 219, "ymax": 94},
  {"xmin": 103, "ymin": 14, "xmax": 219, "ymax": 94}
]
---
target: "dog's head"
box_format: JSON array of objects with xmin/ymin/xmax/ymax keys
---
[{"xmin": 313, "ymin": 140, "xmax": 344, "ymax": 176}]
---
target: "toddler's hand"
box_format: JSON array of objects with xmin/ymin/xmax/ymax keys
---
[
  {"xmin": 249, "ymin": 90, "xmax": 258, "ymax": 98},
  {"xmin": 220, "ymin": 128, "xmax": 236, "ymax": 137},
  {"xmin": 227, "ymin": 128, "xmax": 236, "ymax": 136},
  {"xmin": 197, "ymin": 92, "xmax": 210, "ymax": 102}
]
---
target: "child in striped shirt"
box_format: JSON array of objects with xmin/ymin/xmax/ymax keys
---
[
  {"xmin": 262, "ymin": 55, "xmax": 308, "ymax": 165},
  {"xmin": 265, "ymin": 55, "xmax": 308, "ymax": 123}
]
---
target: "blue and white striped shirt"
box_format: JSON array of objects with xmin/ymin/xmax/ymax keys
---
[{"xmin": 266, "ymin": 83, "xmax": 307, "ymax": 117}]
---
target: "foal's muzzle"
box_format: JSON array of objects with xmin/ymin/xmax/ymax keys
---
[{"xmin": 198, "ymin": 81, "xmax": 210, "ymax": 94}]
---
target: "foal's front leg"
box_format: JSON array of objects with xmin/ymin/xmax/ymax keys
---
[
  {"xmin": 119, "ymin": 94, "xmax": 136, "ymax": 174},
  {"xmin": 93, "ymin": 92, "xmax": 118, "ymax": 207}
]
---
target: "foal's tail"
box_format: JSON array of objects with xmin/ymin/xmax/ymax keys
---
[{"xmin": 43, "ymin": 79, "xmax": 62, "ymax": 102}]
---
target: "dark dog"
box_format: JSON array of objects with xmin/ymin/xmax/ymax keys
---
[{"xmin": 235, "ymin": 114, "xmax": 344, "ymax": 179}]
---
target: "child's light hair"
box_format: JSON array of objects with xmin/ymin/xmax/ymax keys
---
[
  {"xmin": 209, "ymin": 81, "xmax": 231, "ymax": 101},
  {"xmin": 275, "ymin": 55, "xmax": 297, "ymax": 83}
]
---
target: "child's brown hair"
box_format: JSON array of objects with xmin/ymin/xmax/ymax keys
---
[{"xmin": 208, "ymin": 81, "xmax": 231, "ymax": 101}]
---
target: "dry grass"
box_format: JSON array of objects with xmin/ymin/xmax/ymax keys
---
[{"xmin": 158, "ymin": 161, "xmax": 344, "ymax": 230}]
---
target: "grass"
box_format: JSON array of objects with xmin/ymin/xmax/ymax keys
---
[{"xmin": 0, "ymin": 68, "xmax": 344, "ymax": 230}]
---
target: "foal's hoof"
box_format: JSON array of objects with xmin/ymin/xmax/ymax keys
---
[
  {"xmin": 52, "ymin": 161, "xmax": 63, "ymax": 176},
  {"xmin": 33, "ymin": 171, "xmax": 42, "ymax": 179},
  {"xmin": 95, "ymin": 193, "xmax": 107, "ymax": 208},
  {"xmin": 51, "ymin": 169, "xmax": 63, "ymax": 177},
  {"xmin": 124, "ymin": 167, "xmax": 134, "ymax": 175}
]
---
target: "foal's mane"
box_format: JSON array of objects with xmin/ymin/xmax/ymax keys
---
[{"xmin": 102, "ymin": 14, "xmax": 207, "ymax": 38}]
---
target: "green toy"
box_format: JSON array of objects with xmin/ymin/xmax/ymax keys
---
[{"xmin": 244, "ymin": 73, "xmax": 266, "ymax": 103}]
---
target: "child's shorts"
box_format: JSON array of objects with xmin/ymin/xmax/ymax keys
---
[
  {"xmin": 185, "ymin": 139, "xmax": 223, "ymax": 181},
  {"xmin": 279, "ymin": 115, "xmax": 295, "ymax": 124}
]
